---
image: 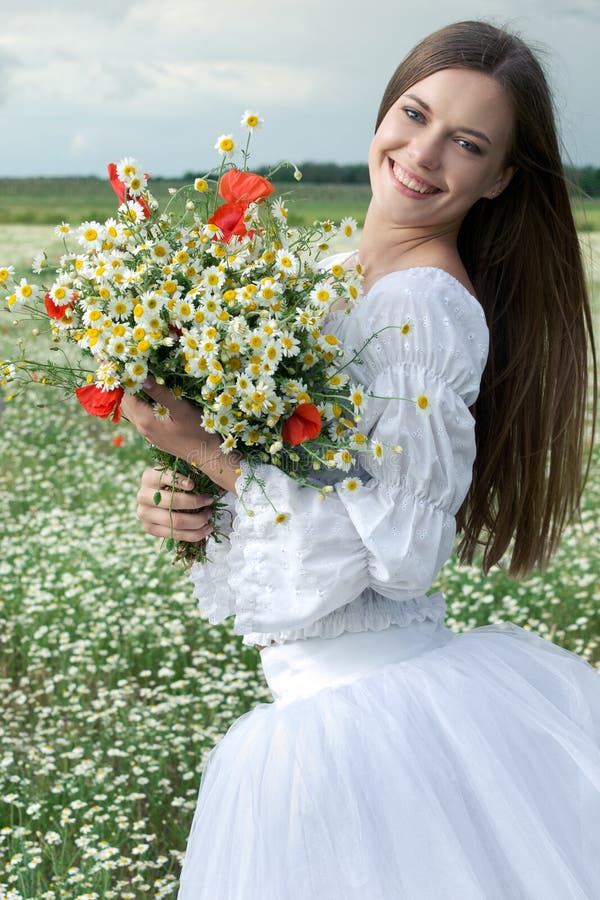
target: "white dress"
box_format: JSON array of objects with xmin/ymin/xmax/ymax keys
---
[{"xmin": 180, "ymin": 263, "xmax": 600, "ymax": 899}]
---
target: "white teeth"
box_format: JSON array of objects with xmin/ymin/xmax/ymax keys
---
[{"xmin": 392, "ymin": 162, "xmax": 437, "ymax": 194}]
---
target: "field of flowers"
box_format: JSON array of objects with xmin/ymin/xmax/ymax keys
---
[{"xmin": 0, "ymin": 226, "xmax": 598, "ymax": 898}]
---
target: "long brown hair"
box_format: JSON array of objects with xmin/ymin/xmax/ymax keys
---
[{"xmin": 376, "ymin": 21, "xmax": 597, "ymax": 577}]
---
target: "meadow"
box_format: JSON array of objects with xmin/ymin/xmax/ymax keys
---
[{"xmin": 0, "ymin": 184, "xmax": 598, "ymax": 898}]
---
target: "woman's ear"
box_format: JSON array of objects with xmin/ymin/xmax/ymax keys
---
[{"xmin": 483, "ymin": 165, "xmax": 516, "ymax": 200}]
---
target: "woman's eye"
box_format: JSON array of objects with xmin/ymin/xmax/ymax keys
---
[
  {"xmin": 404, "ymin": 108, "xmax": 424, "ymax": 122},
  {"xmin": 456, "ymin": 138, "xmax": 481, "ymax": 154}
]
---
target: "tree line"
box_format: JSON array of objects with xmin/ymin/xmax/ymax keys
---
[{"xmin": 184, "ymin": 163, "xmax": 600, "ymax": 196}]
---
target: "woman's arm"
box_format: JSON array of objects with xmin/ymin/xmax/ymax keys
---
[{"xmin": 120, "ymin": 378, "xmax": 242, "ymax": 495}]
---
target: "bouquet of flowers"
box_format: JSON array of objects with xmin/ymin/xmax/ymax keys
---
[{"xmin": 1, "ymin": 112, "xmax": 398, "ymax": 564}]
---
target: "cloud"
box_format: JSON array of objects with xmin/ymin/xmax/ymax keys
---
[
  {"xmin": 0, "ymin": 45, "xmax": 20, "ymax": 107},
  {"xmin": 0, "ymin": 0, "xmax": 598, "ymax": 172}
]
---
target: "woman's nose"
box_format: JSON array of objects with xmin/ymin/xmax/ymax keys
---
[{"xmin": 407, "ymin": 132, "xmax": 441, "ymax": 171}]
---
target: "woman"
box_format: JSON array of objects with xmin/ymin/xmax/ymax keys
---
[{"xmin": 122, "ymin": 21, "xmax": 599, "ymax": 900}]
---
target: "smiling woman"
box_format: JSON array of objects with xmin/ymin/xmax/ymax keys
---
[{"xmin": 122, "ymin": 19, "xmax": 600, "ymax": 900}]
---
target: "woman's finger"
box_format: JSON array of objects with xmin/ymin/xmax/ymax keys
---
[
  {"xmin": 141, "ymin": 466, "xmax": 194, "ymax": 492},
  {"xmin": 141, "ymin": 521, "xmax": 213, "ymax": 542},
  {"xmin": 137, "ymin": 506, "xmax": 213, "ymax": 532},
  {"xmin": 138, "ymin": 485, "xmax": 214, "ymax": 511}
]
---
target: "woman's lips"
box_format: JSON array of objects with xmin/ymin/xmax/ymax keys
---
[{"xmin": 388, "ymin": 159, "xmax": 441, "ymax": 197}]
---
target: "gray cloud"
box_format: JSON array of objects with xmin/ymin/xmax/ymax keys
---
[{"xmin": 0, "ymin": 0, "xmax": 598, "ymax": 174}]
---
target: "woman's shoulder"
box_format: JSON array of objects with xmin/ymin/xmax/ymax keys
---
[{"xmin": 338, "ymin": 266, "xmax": 489, "ymax": 403}]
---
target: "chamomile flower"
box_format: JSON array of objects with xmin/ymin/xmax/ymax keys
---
[
  {"xmin": 214, "ymin": 134, "xmax": 235, "ymax": 155},
  {"xmin": 118, "ymin": 201, "xmax": 147, "ymax": 225},
  {"xmin": 77, "ymin": 221, "xmax": 104, "ymax": 250},
  {"xmin": 0, "ymin": 264, "xmax": 15, "ymax": 286},
  {"xmin": 32, "ymin": 252, "xmax": 48, "ymax": 274},
  {"xmin": 202, "ymin": 266, "xmax": 225, "ymax": 291},
  {"xmin": 332, "ymin": 448, "xmax": 354, "ymax": 472},
  {"xmin": 194, "ymin": 178, "xmax": 209, "ymax": 192},
  {"xmin": 279, "ymin": 331, "xmax": 300, "ymax": 357},
  {"xmin": 240, "ymin": 110, "xmax": 263, "ymax": 130},
  {"xmin": 220, "ymin": 434, "xmax": 238, "ymax": 453},
  {"xmin": 340, "ymin": 476, "xmax": 363, "ymax": 493},
  {"xmin": 339, "ymin": 216, "xmax": 358, "ymax": 239},
  {"xmin": 153, "ymin": 403, "xmax": 171, "ymax": 421},
  {"xmin": 415, "ymin": 389, "xmax": 435, "ymax": 416},
  {"xmin": 348, "ymin": 382, "xmax": 365, "ymax": 411},
  {"xmin": 271, "ymin": 198, "xmax": 288, "ymax": 223},
  {"xmin": 150, "ymin": 242, "xmax": 171, "ymax": 264},
  {"xmin": 275, "ymin": 249, "xmax": 299, "ymax": 277},
  {"xmin": 54, "ymin": 221, "xmax": 72, "ymax": 237},
  {"xmin": 116, "ymin": 157, "xmax": 143, "ymax": 185},
  {"xmin": 371, "ymin": 439, "xmax": 385, "ymax": 462},
  {"xmin": 95, "ymin": 361, "xmax": 121, "ymax": 390},
  {"xmin": 12, "ymin": 278, "xmax": 40, "ymax": 306}
]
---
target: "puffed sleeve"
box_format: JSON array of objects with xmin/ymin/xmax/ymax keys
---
[{"xmin": 189, "ymin": 268, "xmax": 489, "ymax": 636}]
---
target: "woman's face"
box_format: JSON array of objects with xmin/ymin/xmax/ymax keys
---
[{"xmin": 368, "ymin": 67, "xmax": 515, "ymax": 233}]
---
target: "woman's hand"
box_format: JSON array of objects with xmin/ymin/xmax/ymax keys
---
[
  {"xmin": 121, "ymin": 377, "xmax": 242, "ymax": 494},
  {"xmin": 137, "ymin": 467, "xmax": 216, "ymax": 542}
]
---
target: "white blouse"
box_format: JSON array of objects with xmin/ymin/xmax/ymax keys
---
[{"xmin": 189, "ymin": 261, "xmax": 489, "ymax": 647}]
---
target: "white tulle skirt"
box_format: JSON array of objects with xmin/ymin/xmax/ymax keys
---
[{"xmin": 177, "ymin": 616, "xmax": 600, "ymax": 900}]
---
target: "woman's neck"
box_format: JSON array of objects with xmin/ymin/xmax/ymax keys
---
[{"xmin": 358, "ymin": 200, "xmax": 460, "ymax": 293}]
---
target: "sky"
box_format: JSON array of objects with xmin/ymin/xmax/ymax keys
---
[{"xmin": 0, "ymin": 0, "xmax": 598, "ymax": 178}]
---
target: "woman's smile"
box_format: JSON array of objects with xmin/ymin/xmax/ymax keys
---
[{"xmin": 388, "ymin": 158, "xmax": 442, "ymax": 198}]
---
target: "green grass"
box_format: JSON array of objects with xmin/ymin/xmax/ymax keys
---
[
  {"xmin": 0, "ymin": 176, "xmax": 598, "ymax": 232},
  {"xmin": 572, "ymin": 197, "xmax": 600, "ymax": 232},
  {"xmin": 0, "ymin": 178, "xmax": 371, "ymax": 229}
]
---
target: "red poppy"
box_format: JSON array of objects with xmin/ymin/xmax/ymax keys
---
[
  {"xmin": 112, "ymin": 435, "xmax": 125, "ymax": 447},
  {"xmin": 207, "ymin": 201, "xmax": 248, "ymax": 241},
  {"xmin": 75, "ymin": 383, "xmax": 124, "ymax": 423},
  {"xmin": 44, "ymin": 292, "xmax": 73, "ymax": 320},
  {"xmin": 107, "ymin": 163, "xmax": 151, "ymax": 219},
  {"xmin": 281, "ymin": 403, "xmax": 322, "ymax": 446},
  {"xmin": 218, "ymin": 169, "xmax": 274, "ymax": 205}
]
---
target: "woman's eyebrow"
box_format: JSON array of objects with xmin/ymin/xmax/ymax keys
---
[{"xmin": 404, "ymin": 93, "xmax": 492, "ymax": 145}]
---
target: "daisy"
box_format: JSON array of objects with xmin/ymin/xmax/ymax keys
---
[
  {"xmin": 116, "ymin": 157, "xmax": 144, "ymax": 185},
  {"xmin": 220, "ymin": 434, "xmax": 238, "ymax": 453},
  {"xmin": 12, "ymin": 278, "xmax": 40, "ymax": 305},
  {"xmin": 340, "ymin": 476, "xmax": 363, "ymax": 493},
  {"xmin": 240, "ymin": 110, "xmax": 263, "ymax": 130},
  {"xmin": 118, "ymin": 201, "xmax": 147, "ymax": 225},
  {"xmin": 202, "ymin": 266, "xmax": 226, "ymax": 291},
  {"xmin": 349, "ymin": 382, "xmax": 365, "ymax": 411},
  {"xmin": 214, "ymin": 134, "xmax": 235, "ymax": 155},
  {"xmin": 194, "ymin": 178, "xmax": 208, "ymax": 192},
  {"xmin": 0, "ymin": 265, "xmax": 15, "ymax": 286},
  {"xmin": 332, "ymin": 448, "xmax": 354, "ymax": 472},
  {"xmin": 32, "ymin": 252, "xmax": 48, "ymax": 274},
  {"xmin": 280, "ymin": 331, "xmax": 300, "ymax": 357},
  {"xmin": 271, "ymin": 198, "xmax": 288, "ymax": 223},
  {"xmin": 150, "ymin": 242, "xmax": 170, "ymax": 263},
  {"xmin": 153, "ymin": 403, "xmax": 171, "ymax": 421},
  {"xmin": 275, "ymin": 249, "xmax": 299, "ymax": 277},
  {"xmin": 339, "ymin": 216, "xmax": 358, "ymax": 240},
  {"xmin": 77, "ymin": 221, "xmax": 104, "ymax": 251},
  {"xmin": 371, "ymin": 439, "xmax": 384, "ymax": 462},
  {"xmin": 415, "ymin": 390, "xmax": 435, "ymax": 416},
  {"xmin": 54, "ymin": 221, "xmax": 72, "ymax": 238}
]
